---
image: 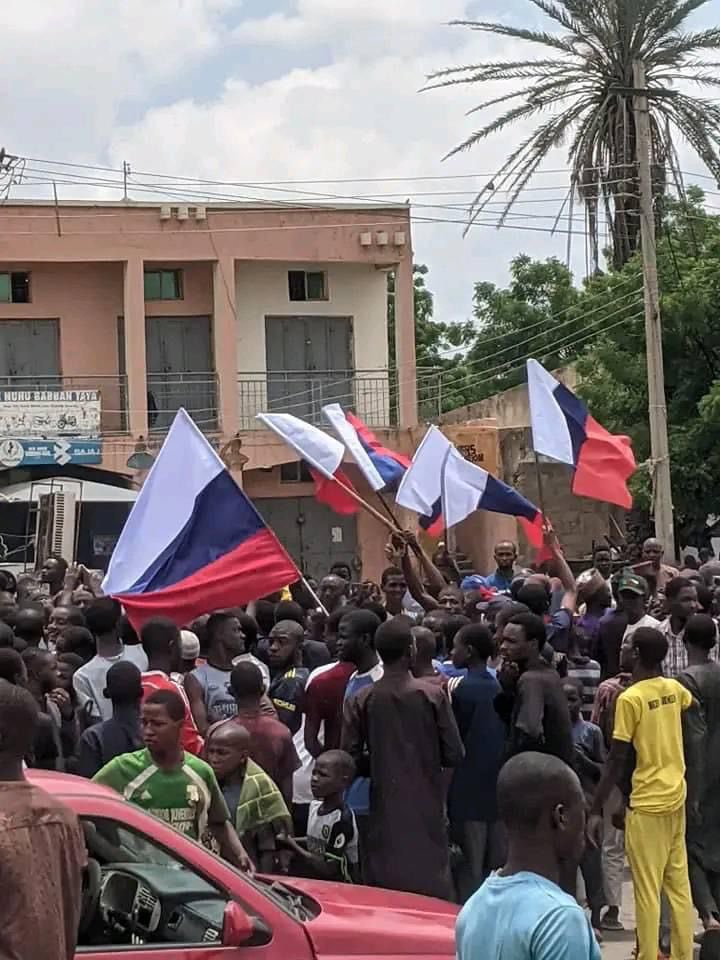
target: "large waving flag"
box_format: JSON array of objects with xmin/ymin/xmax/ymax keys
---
[
  {"xmin": 397, "ymin": 425, "xmax": 544, "ymax": 545},
  {"xmin": 257, "ymin": 411, "xmax": 359, "ymax": 515},
  {"xmin": 527, "ymin": 359, "xmax": 636, "ymax": 509},
  {"xmin": 103, "ymin": 409, "xmax": 299, "ymax": 628},
  {"xmin": 322, "ymin": 403, "xmax": 443, "ymax": 536}
]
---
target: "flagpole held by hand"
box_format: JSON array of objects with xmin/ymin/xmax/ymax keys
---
[{"xmin": 331, "ymin": 474, "xmax": 400, "ymax": 533}]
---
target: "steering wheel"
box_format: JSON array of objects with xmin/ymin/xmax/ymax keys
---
[{"xmin": 79, "ymin": 858, "xmax": 103, "ymax": 936}]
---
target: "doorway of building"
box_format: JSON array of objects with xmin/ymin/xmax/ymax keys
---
[
  {"xmin": 254, "ymin": 496, "xmax": 358, "ymax": 583},
  {"xmin": 264, "ymin": 316, "xmax": 353, "ymax": 425},
  {"xmin": 145, "ymin": 316, "xmax": 216, "ymax": 431}
]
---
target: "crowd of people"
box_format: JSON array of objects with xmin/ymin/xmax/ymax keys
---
[{"xmin": 3, "ymin": 537, "xmax": 720, "ymax": 958}]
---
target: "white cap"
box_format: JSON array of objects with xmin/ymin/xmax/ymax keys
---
[{"xmin": 180, "ymin": 629, "xmax": 201, "ymax": 660}]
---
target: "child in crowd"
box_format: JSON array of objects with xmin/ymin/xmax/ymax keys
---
[
  {"xmin": 205, "ymin": 719, "xmax": 292, "ymax": 873},
  {"xmin": 280, "ymin": 749, "xmax": 359, "ymax": 883},
  {"xmin": 563, "ymin": 678, "xmax": 606, "ymax": 937}
]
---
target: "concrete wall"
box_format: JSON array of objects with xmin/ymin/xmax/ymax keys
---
[{"xmin": 441, "ymin": 366, "xmax": 578, "ymax": 428}]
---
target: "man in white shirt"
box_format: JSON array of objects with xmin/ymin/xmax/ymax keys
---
[{"xmin": 73, "ymin": 598, "xmax": 147, "ymax": 721}]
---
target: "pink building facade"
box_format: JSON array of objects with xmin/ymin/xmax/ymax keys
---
[{"xmin": 0, "ymin": 202, "xmax": 422, "ymax": 582}]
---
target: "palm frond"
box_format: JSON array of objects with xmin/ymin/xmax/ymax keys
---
[{"xmin": 430, "ymin": 0, "xmax": 720, "ymax": 267}]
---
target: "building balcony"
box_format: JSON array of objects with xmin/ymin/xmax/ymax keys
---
[
  {"xmin": 237, "ymin": 368, "xmax": 442, "ymax": 430},
  {"xmin": 146, "ymin": 372, "xmax": 218, "ymax": 433}
]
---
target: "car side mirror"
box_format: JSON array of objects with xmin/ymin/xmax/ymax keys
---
[{"xmin": 223, "ymin": 901, "xmax": 255, "ymax": 947}]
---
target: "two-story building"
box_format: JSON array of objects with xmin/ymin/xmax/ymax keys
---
[{"xmin": 0, "ymin": 200, "xmax": 429, "ymax": 582}]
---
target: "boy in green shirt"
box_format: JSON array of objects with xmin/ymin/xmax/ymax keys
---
[{"xmin": 93, "ymin": 688, "xmax": 252, "ymax": 872}]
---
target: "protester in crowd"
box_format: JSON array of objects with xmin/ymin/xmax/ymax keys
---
[
  {"xmin": 447, "ymin": 623, "xmax": 506, "ymax": 899},
  {"xmin": 566, "ymin": 614, "xmax": 602, "ymax": 721},
  {"xmin": 93, "ymin": 688, "xmax": 253, "ymax": 871},
  {"xmin": 47, "ymin": 605, "xmax": 86, "ymax": 650},
  {"xmin": 517, "ymin": 536, "xmax": 578, "ymax": 654},
  {"xmin": 280, "ymin": 749, "xmax": 360, "ymax": 883},
  {"xmin": 591, "ymin": 637, "xmax": 635, "ymax": 931},
  {"xmin": 72, "ymin": 598, "xmax": 148, "ymax": 722},
  {"xmin": 437, "ymin": 614, "xmax": 472, "ymax": 678},
  {"xmin": 563, "ymin": 678, "xmax": 606, "ymax": 936},
  {"xmin": 0, "ymin": 647, "xmax": 59, "ymax": 770},
  {"xmin": 275, "ymin": 599, "xmax": 330, "ymax": 671},
  {"xmin": 342, "ymin": 617, "xmax": 464, "ymax": 900},
  {"xmin": 589, "ymin": 627, "xmax": 694, "ymax": 960},
  {"xmin": 677, "ymin": 614, "xmax": 720, "ymax": 936},
  {"xmin": 140, "ymin": 616, "xmax": 204, "ymax": 755},
  {"xmin": 233, "ymin": 611, "xmax": 270, "ymax": 684},
  {"xmin": 575, "ymin": 570, "xmax": 612, "ymax": 652},
  {"xmin": 57, "ymin": 651, "xmax": 84, "ymax": 695},
  {"xmin": 304, "ymin": 627, "xmax": 356, "ymax": 758},
  {"xmin": 0, "ymin": 679, "xmax": 87, "ymax": 960},
  {"xmin": 661, "ymin": 576, "xmax": 708, "ymax": 676},
  {"xmin": 14, "ymin": 605, "xmax": 47, "ymax": 648},
  {"xmin": 456, "ymin": 752, "xmax": 599, "ymax": 960},
  {"xmin": 186, "ymin": 611, "xmax": 247, "ymax": 731},
  {"xmin": 595, "ymin": 571, "xmax": 658, "ymax": 679},
  {"xmin": 23, "ymin": 646, "xmax": 78, "ymax": 767},
  {"xmin": 76, "ymin": 661, "xmax": 143, "ymax": 778},
  {"xmin": 337, "ymin": 609, "xmax": 383, "ymax": 851},
  {"xmin": 0, "ymin": 620, "xmax": 16, "ymax": 649},
  {"xmin": 205, "ymin": 719, "xmax": 292, "ymax": 872},
  {"xmin": 485, "ymin": 541, "xmax": 519, "ymax": 593},
  {"xmin": 40, "ymin": 553, "xmax": 69, "ymax": 599},
  {"xmin": 411, "ymin": 625, "xmax": 446, "ymax": 687},
  {"xmin": 638, "ymin": 537, "xmax": 679, "ymax": 598},
  {"xmin": 422, "ymin": 609, "xmax": 448, "ymax": 658},
  {"xmin": 267, "ymin": 620, "xmax": 309, "ymax": 735},
  {"xmin": 495, "ymin": 611, "xmax": 575, "ymax": 765},
  {"xmin": 317, "ymin": 575, "xmax": 349, "ymax": 615},
  {"xmin": 178, "ymin": 629, "xmax": 200, "ymax": 674},
  {"xmin": 696, "ymin": 583, "xmax": 715, "ymax": 616},
  {"xmin": 0, "ymin": 589, "xmax": 18, "ymax": 627},
  {"xmin": 379, "ymin": 565, "xmax": 406, "ymax": 616},
  {"xmin": 228, "ymin": 662, "xmax": 299, "ymax": 805},
  {"xmin": 592, "ymin": 544, "xmax": 614, "ymax": 582},
  {"xmin": 56, "ymin": 625, "xmax": 95, "ymax": 663}
]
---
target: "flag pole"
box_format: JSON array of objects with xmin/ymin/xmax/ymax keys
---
[
  {"xmin": 533, "ymin": 451, "xmax": 549, "ymax": 532},
  {"xmin": 301, "ymin": 576, "xmax": 328, "ymax": 616},
  {"xmin": 375, "ymin": 491, "xmax": 403, "ymax": 528},
  {"xmin": 331, "ymin": 474, "xmax": 401, "ymax": 532}
]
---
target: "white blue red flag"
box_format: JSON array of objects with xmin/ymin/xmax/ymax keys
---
[
  {"xmin": 322, "ymin": 404, "xmax": 444, "ymax": 536},
  {"xmin": 397, "ymin": 426, "xmax": 545, "ymax": 545},
  {"xmin": 103, "ymin": 409, "xmax": 299, "ymax": 628},
  {"xmin": 256, "ymin": 411, "xmax": 359, "ymax": 515},
  {"xmin": 527, "ymin": 359, "xmax": 636, "ymax": 509}
]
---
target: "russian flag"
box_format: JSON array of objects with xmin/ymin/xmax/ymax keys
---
[
  {"xmin": 322, "ymin": 403, "xmax": 444, "ymax": 537},
  {"xmin": 257, "ymin": 411, "xmax": 360, "ymax": 516},
  {"xmin": 103, "ymin": 409, "xmax": 299, "ymax": 629},
  {"xmin": 396, "ymin": 425, "xmax": 544, "ymax": 538},
  {"xmin": 527, "ymin": 359, "xmax": 636, "ymax": 509}
]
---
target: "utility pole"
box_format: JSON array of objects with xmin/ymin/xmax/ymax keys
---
[
  {"xmin": 122, "ymin": 161, "xmax": 131, "ymax": 201},
  {"xmin": 633, "ymin": 60, "xmax": 675, "ymax": 562}
]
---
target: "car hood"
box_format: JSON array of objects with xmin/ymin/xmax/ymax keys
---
[{"xmin": 284, "ymin": 877, "xmax": 458, "ymax": 956}]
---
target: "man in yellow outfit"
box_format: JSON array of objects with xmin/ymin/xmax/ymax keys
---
[{"xmin": 588, "ymin": 626, "xmax": 695, "ymax": 960}]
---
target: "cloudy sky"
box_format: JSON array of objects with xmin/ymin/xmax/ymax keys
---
[{"xmin": 2, "ymin": 0, "xmax": 714, "ymax": 326}]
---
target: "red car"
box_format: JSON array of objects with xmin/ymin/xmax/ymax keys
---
[{"xmin": 29, "ymin": 770, "xmax": 458, "ymax": 960}]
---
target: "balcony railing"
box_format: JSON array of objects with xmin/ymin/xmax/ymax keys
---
[
  {"xmin": 147, "ymin": 372, "xmax": 218, "ymax": 433},
  {"xmin": 238, "ymin": 368, "xmax": 443, "ymax": 429},
  {"xmin": 0, "ymin": 375, "xmax": 128, "ymax": 435}
]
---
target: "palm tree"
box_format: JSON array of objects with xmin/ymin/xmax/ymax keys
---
[{"xmin": 426, "ymin": 1, "xmax": 720, "ymax": 269}]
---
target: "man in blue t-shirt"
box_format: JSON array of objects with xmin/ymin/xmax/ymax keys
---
[{"xmin": 456, "ymin": 751, "xmax": 600, "ymax": 960}]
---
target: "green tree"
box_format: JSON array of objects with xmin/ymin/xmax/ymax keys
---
[
  {"xmin": 426, "ymin": 0, "xmax": 720, "ymax": 269},
  {"xmin": 575, "ymin": 190, "xmax": 720, "ymax": 540},
  {"xmin": 388, "ymin": 264, "xmax": 474, "ymax": 417}
]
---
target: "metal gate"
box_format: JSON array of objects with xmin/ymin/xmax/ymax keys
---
[{"xmin": 254, "ymin": 496, "xmax": 358, "ymax": 583}]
